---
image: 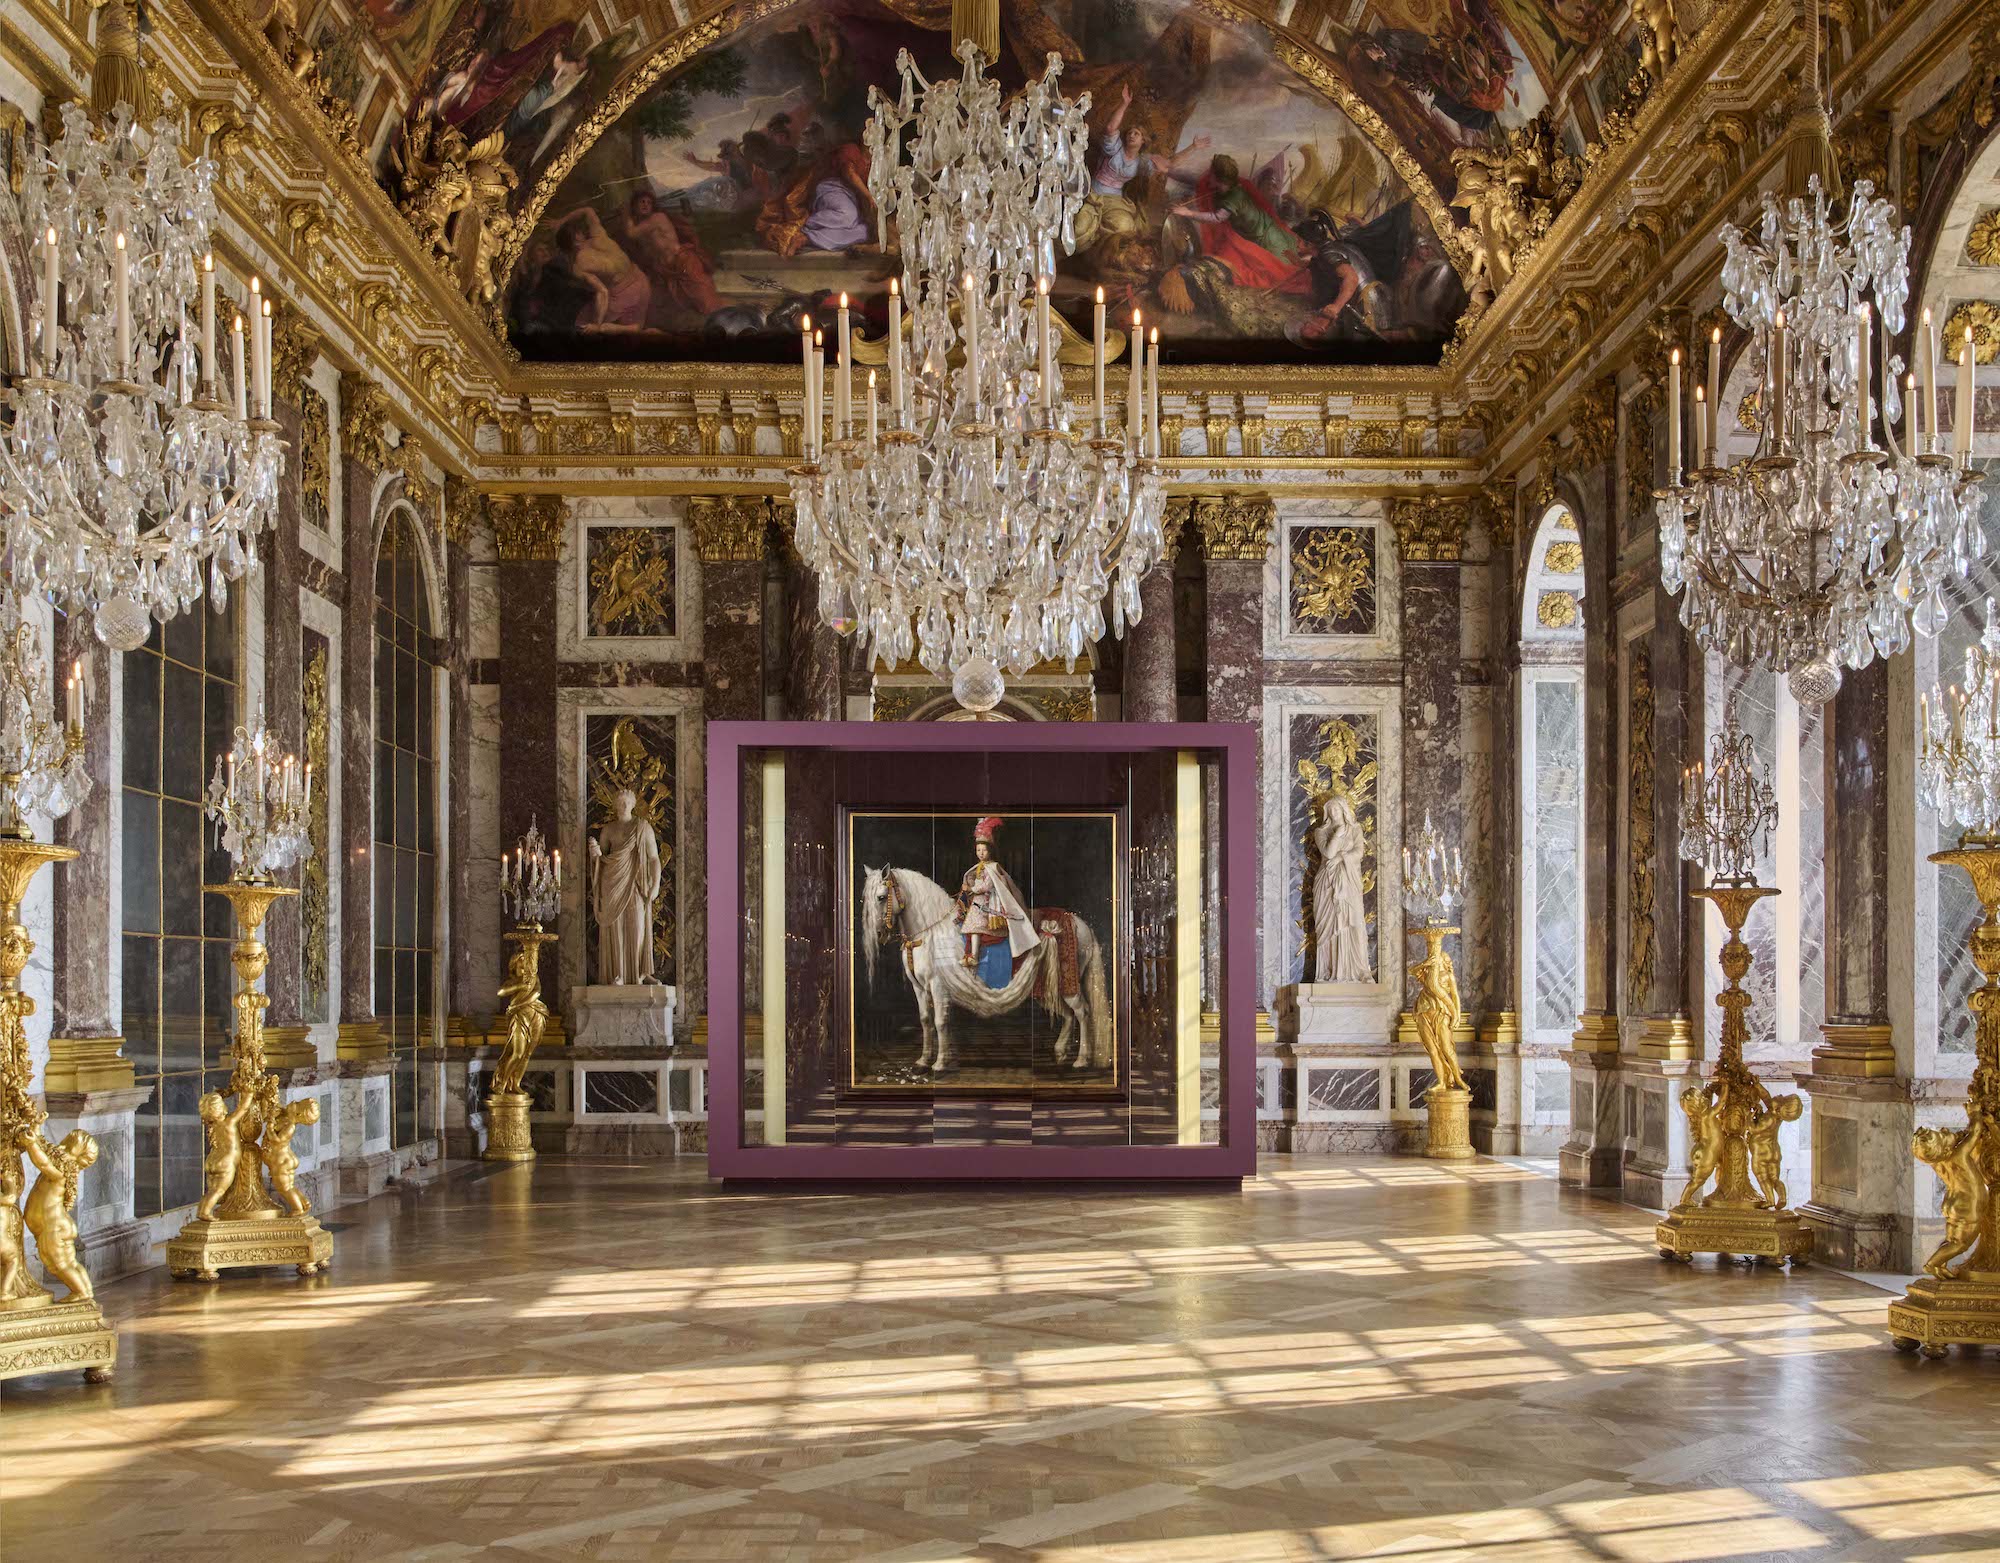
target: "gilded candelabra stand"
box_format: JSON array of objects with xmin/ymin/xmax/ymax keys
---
[
  {"xmin": 0, "ymin": 605, "xmax": 114, "ymax": 1384},
  {"xmin": 1893, "ymin": 606, "xmax": 2000, "ymax": 1353},
  {"xmin": 1656, "ymin": 715, "xmax": 1812, "ymax": 1267},
  {"xmin": 168, "ymin": 718, "xmax": 329, "ymax": 1280},
  {"xmin": 1404, "ymin": 813, "xmax": 1472, "ymax": 1161},
  {"xmin": 488, "ymin": 822, "xmax": 560, "ymax": 1163}
]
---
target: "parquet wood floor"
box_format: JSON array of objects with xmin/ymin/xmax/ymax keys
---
[{"xmin": 4, "ymin": 1156, "xmax": 1997, "ymax": 1560}]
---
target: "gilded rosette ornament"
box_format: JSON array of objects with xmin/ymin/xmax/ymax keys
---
[{"xmin": 166, "ymin": 880, "xmax": 333, "ymax": 1281}]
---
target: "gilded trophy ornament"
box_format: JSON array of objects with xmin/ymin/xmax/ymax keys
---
[{"xmin": 1655, "ymin": 718, "xmax": 1812, "ymax": 1267}]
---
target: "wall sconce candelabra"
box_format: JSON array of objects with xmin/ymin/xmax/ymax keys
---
[
  {"xmin": 1658, "ymin": 712, "xmax": 1811, "ymax": 1267},
  {"xmin": 1893, "ymin": 599, "xmax": 2000, "ymax": 1354}
]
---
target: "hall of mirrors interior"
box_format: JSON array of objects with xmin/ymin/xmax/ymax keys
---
[{"xmin": 3, "ymin": 0, "xmax": 2000, "ymax": 1556}]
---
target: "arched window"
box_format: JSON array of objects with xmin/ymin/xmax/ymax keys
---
[
  {"xmin": 373, "ymin": 509, "xmax": 441, "ymax": 1148},
  {"xmin": 122, "ymin": 603, "xmax": 239, "ymax": 1216},
  {"xmin": 1518, "ymin": 504, "xmax": 1586, "ymax": 1051}
]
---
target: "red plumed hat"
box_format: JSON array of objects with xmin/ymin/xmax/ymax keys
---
[{"xmin": 973, "ymin": 815, "xmax": 1004, "ymax": 843}]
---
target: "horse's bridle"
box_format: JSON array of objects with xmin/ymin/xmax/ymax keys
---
[{"xmin": 877, "ymin": 869, "xmax": 905, "ymax": 942}]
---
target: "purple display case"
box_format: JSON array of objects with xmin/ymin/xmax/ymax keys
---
[{"xmin": 707, "ymin": 720, "xmax": 1257, "ymax": 1181}]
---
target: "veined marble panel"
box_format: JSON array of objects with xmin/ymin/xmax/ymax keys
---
[
  {"xmin": 557, "ymin": 498, "xmax": 700, "ymax": 664},
  {"xmin": 466, "ymin": 684, "xmax": 503, "ymax": 1023},
  {"xmin": 301, "ymin": 588, "xmax": 344, "ymax": 1039},
  {"xmin": 1704, "ymin": 656, "xmax": 1779, "ymax": 1056},
  {"xmin": 1459, "ymin": 685, "xmax": 1495, "ymax": 1015},
  {"xmin": 1261, "ymin": 685, "xmax": 1401, "ymax": 1016},
  {"xmin": 1262, "ymin": 499, "xmax": 1400, "ymax": 662},
  {"xmin": 556, "ymin": 686, "xmax": 703, "ymax": 1033},
  {"xmin": 1529, "ymin": 675, "xmax": 1583, "ymax": 1037},
  {"xmin": 1933, "ymin": 536, "xmax": 2000, "ymax": 1060},
  {"xmin": 468, "ymin": 559, "xmax": 500, "ymax": 664}
]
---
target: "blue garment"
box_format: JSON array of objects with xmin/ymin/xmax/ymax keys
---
[{"xmin": 976, "ymin": 937, "xmax": 1013, "ymax": 989}]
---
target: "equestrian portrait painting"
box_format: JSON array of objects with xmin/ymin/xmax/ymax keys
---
[{"xmin": 850, "ymin": 810, "xmax": 1121, "ymax": 1093}]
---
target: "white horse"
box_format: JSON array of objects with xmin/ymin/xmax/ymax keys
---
[{"xmin": 859, "ymin": 865, "xmax": 1114, "ymax": 1075}]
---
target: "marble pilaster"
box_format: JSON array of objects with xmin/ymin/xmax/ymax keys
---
[
  {"xmin": 338, "ymin": 446, "xmax": 381, "ymax": 1054},
  {"xmin": 261, "ymin": 390, "xmax": 307, "ymax": 1031},
  {"xmin": 492, "ymin": 497, "xmax": 564, "ymax": 990},
  {"xmin": 689, "ymin": 497, "xmax": 766, "ymax": 723},
  {"xmin": 49, "ymin": 608, "xmax": 122, "ymax": 1055},
  {"xmin": 783, "ymin": 557, "xmax": 843, "ymax": 721},
  {"xmin": 1123, "ymin": 552, "xmax": 1178, "ymax": 724},
  {"xmin": 445, "ymin": 521, "xmax": 476, "ymax": 1030}
]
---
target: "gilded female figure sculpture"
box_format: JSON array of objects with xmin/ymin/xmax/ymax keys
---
[
  {"xmin": 1311, "ymin": 796, "xmax": 1370, "ymax": 983},
  {"xmin": 21, "ymin": 1130, "xmax": 98, "ymax": 1302},
  {"xmin": 1408, "ymin": 936, "xmax": 1467, "ymax": 1092},
  {"xmin": 588, "ymin": 787, "xmax": 661, "ymax": 985},
  {"xmin": 495, "ymin": 940, "xmax": 551, "ymax": 1096}
]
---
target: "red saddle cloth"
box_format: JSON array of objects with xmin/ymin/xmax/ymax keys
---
[{"xmin": 1015, "ymin": 908, "xmax": 1081, "ymax": 1005}]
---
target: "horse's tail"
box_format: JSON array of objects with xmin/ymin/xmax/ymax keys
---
[{"xmin": 1082, "ymin": 927, "xmax": 1113, "ymax": 1066}]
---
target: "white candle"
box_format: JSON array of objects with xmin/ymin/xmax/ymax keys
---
[
  {"xmin": 1126, "ymin": 308, "xmax": 1142, "ymax": 450},
  {"xmin": 888, "ymin": 279, "xmax": 905, "ymax": 426},
  {"xmin": 41, "ymin": 228, "xmax": 59, "ymax": 372},
  {"xmin": 72, "ymin": 659, "xmax": 86, "ymax": 721},
  {"xmin": 1907, "ymin": 372, "xmax": 1919, "ymax": 452},
  {"xmin": 812, "ymin": 330, "xmax": 824, "ymax": 455},
  {"xmin": 836, "ymin": 291, "xmax": 851, "ymax": 434},
  {"xmin": 66, "ymin": 669, "xmax": 78, "ymax": 728},
  {"xmin": 113, "ymin": 232, "xmax": 131, "ymax": 375},
  {"xmin": 231, "ymin": 314, "xmax": 247, "ymax": 420},
  {"xmin": 553, "ymin": 850, "xmax": 561, "ymax": 890},
  {"xmin": 1771, "ymin": 310, "xmax": 1787, "ymax": 446},
  {"xmin": 1667, "ymin": 347, "xmax": 1681, "ymax": 479},
  {"xmin": 1036, "ymin": 277, "xmax": 1053, "ymax": 414},
  {"xmin": 867, "ymin": 368, "xmax": 878, "ymax": 447},
  {"xmin": 177, "ymin": 319, "xmax": 192, "ymax": 405},
  {"xmin": 1922, "ymin": 307, "xmax": 1938, "ymax": 453},
  {"xmin": 303, "ymin": 760, "xmax": 311, "ymax": 805},
  {"xmin": 1147, "ymin": 327, "xmax": 1160, "ymax": 458},
  {"xmin": 1092, "ymin": 287, "xmax": 1106, "ymax": 437},
  {"xmin": 1694, "ymin": 385, "xmax": 1707, "ymax": 468},
  {"xmin": 1958, "ymin": 330, "xmax": 1976, "ymax": 460},
  {"xmin": 1706, "ymin": 326, "xmax": 1721, "ymax": 460},
  {"xmin": 258, "ymin": 298, "xmax": 273, "ymax": 418},
  {"xmin": 799, "ymin": 315, "xmax": 814, "ymax": 451},
  {"xmin": 963, "ymin": 273, "xmax": 981, "ymax": 405},
  {"xmin": 1856, "ymin": 303, "xmax": 1871, "ymax": 447},
  {"xmin": 200, "ymin": 253, "xmax": 216, "ymax": 390}
]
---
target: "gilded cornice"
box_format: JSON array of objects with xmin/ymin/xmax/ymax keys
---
[
  {"xmin": 489, "ymin": 495, "xmax": 568, "ymax": 561},
  {"xmin": 688, "ymin": 496, "xmax": 772, "ymax": 562}
]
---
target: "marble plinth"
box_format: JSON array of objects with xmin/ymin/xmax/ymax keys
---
[
  {"xmin": 1889, "ymin": 1272, "xmax": 2000, "ymax": 1356},
  {"xmin": 484, "ymin": 1090, "xmax": 534, "ymax": 1162},
  {"xmin": 1655, "ymin": 1203, "xmax": 1814, "ymax": 1266},
  {"xmin": 0, "ymin": 1296, "xmax": 117, "ymax": 1384},
  {"xmin": 569, "ymin": 983, "xmax": 676, "ymax": 1049},
  {"xmin": 166, "ymin": 1213, "xmax": 333, "ymax": 1281},
  {"xmin": 1287, "ymin": 983, "xmax": 1393, "ymax": 1042},
  {"xmin": 1424, "ymin": 1085, "xmax": 1474, "ymax": 1160}
]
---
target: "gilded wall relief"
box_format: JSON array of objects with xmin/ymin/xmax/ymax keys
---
[
  {"xmin": 1290, "ymin": 713, "xmax": 1380, "ymax": 985},
  {"xmin": 1626, "ymin": 639, "xmax": 1656, "ymax": 1010},
  {"xmin": 503, "ymin": 0, "xmax": 1481, "ymax": 366},
  {"xmin": 586, "ymin": 713, "xmax": 676, "ymax": 982},
  {"xmin": 301, "ymin": 636, "xmax": 332, "ymax": 1022},
  {"xmin": 1287, "ymin": 523, "xmax": 1378, "ymax": 637},
  {"xmin": 299, "ymin": 385, "xmax": 332, "ymax": 537},
  {"xmin": 585, "ymin": 524, "xmax": 677, "ymax": 638}
]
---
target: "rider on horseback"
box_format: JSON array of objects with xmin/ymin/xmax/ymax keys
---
[{"xmin": 954, "ymin": 816, "xmax": 1041, "ymax": 988}]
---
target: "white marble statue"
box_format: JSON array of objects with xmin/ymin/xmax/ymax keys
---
[
  {"xmin": 1311, "ymin": 795, "xmax": 1371, "ymax": 983},
  {"xmin": 587, "ymin": 788, "xmax": 661, "ymax": 985}
]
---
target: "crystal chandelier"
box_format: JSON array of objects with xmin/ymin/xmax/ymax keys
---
[
  {"xmin": 1654, "ymin": 4, "xmax": 1982, "ymax": 705},
  {"xmin": 0, "ymin": 99, "xmax": 285, "ymax": 652},
  {"xmin": 1919, "ymin": 598, "xmax": 2000, "ymax": 838},
  {"xmin": 501, "ymin": 819, "xmax": 562, "ymax": 925},
  {"xmin": 1680, "ymin": 713, "xmax": 1779, "ymax": 884},
  {"xmin": 205, "ymin": 713, "xmax": 312, "ymax": 879},
  {"xmin": 787, "ymin": 42, "xmax": 1165, "ymax": 713},
  {"xmin": 0, "ymin": 598, "xmax": 91, "ymax": 839},
  {"xmin": 1402, "ymin": 812, "xmax": 1465, "ymax": 924}
]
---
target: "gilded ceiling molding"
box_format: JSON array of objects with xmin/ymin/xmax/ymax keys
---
[
  {"xmin": 443, "ymin": 475, "xmax": 483, "ymax": 548},
  {"xmin": 1390, "ymin": 495, "xmax": 1472, "ymax": 562},
  {"xmin": 489, "ymin": 495, "xmax": 568, "ymax": 561},
  {"xmin": 338, "ymin": 374, "xmax": 391, "ymax": 470},
  {"xmin": 1193, "ymin": 495, "xmax": 1274, "ymax": 561},
  {"xmin": 689, "ymin": 497, "xmax": 772, "ymax": 562}
]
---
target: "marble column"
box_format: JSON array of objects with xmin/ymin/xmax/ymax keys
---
[
  {"xmin": 1122, "ymin": 543, "xmax": 1179, "ymax": 725},
  {"xmin": 1195, "ymin": 495, "xmax": 1271, "ymax": 1014},
  {"xmin": 1801, "ymin": 657, "xmax": 1908, "ymax": 1267},
  {"xmin": 775, "ymin": 502, "xmax": 843, "ymax": 721},
  {"xmin": 443, "ymin": 481, "xmax": 478, "ymax": 1039},
  {"xmin": 489, "ymin": 494, "xmax": 566, "ymax": 943},
  {"xmin": 689, "ymin": 498, "xmax": 767, "ymax": 722}
]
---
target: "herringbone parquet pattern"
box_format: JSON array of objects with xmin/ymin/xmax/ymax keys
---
[{"xmin": 3, "ymin": 1156, "xmax": 1996, "ymax": 1560}]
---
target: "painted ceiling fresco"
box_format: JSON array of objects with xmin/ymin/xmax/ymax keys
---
[{"xmin": 366, "ymin": 0, "xmax": 1620, "ymax": 364}]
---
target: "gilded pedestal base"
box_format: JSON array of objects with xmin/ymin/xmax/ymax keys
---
[
  {"xmin": 0, "ymin": 1295, "xmax": 117, "ymax": 1383},
  {"xmin": 1888, "ymin": 1272, "xmax": 2000, "ymax": 1356},
  {"xmin": 1655, "ymin": 1203, "xmax": 1814, "ymax": 1265},
  {"xmin": 484, "ymin": 1090, "xmax": 535, "ymax": 1162},
  {"xmin": 1423, "ymin": 1085, "xmax": 1474, "ymax": 1160},
  {"xmin": 166, "ymin": 1213, "xmax": 333, "ymax": 1281}
]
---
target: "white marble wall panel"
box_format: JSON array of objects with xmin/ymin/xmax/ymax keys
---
[
  {"xmin": 1523, "ymin": 671, "xmax": 1584, "ymax": 1043},
  {"xmin": 466, "ymin": 684, "xmax": 503, "ymax": 1022},
  {"xmin": 301, "ymin": 589, "xmax": 344, "ymax": 1048},
  {"xmin": 1261, "ymin": 684, "xmax": 1402, "ymax": 1018},
  {"xmin": 557, "ymin": 497, "xmax": 701, "ymax": 664},
  {"xmin": 1261, "ymin": 498, "xmax": 1400, "ymax": 662},
  {"xmin": 1459, "ymin": 685, "xmax": 1496, "ymax": 1014},
  {"xmin": 468, "ymin": 560, "xmax": 500, "ymax": 664},
  {"xmin": 1703, "ymin": 657, "xmax": 1778, "ymax": 1056}
]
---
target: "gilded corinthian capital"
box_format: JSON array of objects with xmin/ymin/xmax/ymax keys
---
[
  {"xmin": 1390, "ymin": 495, "xmax": 1472, "ymax": 562},
  {"xmin": 1194, "ymin": 496, "xmax": 1274, "ymax": 561},
  {"xmin": 689, "ymin": 497, "xmax": 771, "ymax": 562},
  {"xmin": 490, "ymin": 496, "xmax": 568, "ymax": 561}
]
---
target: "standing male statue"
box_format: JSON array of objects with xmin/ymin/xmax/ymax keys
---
[{"xmin": 587, "ymin": 787, "xmax": 661, "ymax": 985}]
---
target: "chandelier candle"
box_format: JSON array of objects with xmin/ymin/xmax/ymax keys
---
[{"xmin": 40, "ymin": 227, "xmax": 59, "ymax": 371}]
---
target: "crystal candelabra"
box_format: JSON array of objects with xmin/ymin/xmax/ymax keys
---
[
  {"xmin": 787, "ymin": 42, "xmax": 1166, "ymax": 714},
  {"xmin": 204, "ymin": 714, "xmax": 311, "ymax": 880},
  {"xmin": 1680, "ymin": 713, "xmax": 1780, "ymax": 884},
  {"xmin": 0, "ymin": 598, "xmax": 91, "ymax": 840},
  {"xmin": 1918, "ymin": 599, "xmax": 2000, "ymax": 840},
  {"xmin": 1402, "ymin": 812, "xmax": 1465, "ymax": 925},
  {"xmin": 501, "ymin": 819, "xmax": 561, "ymax": 925},
  {"xmin": 0, "ymin": 101, "xmax": 285, "ymax": 652}
]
